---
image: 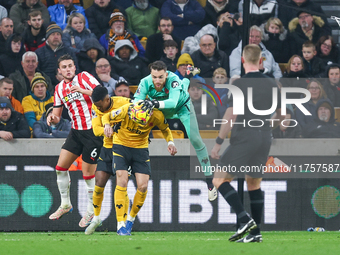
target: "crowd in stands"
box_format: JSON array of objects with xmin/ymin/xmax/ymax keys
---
[{"xmin": 1, "ymin": 0, "xmax": 340, "ymax": 140}]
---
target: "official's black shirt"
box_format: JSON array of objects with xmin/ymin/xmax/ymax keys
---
[{"xmin": 228, "ymin": 71, "xmax": 281, "ymax": 132}]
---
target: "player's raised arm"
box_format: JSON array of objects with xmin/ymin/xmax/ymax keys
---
[{"xmin": 133, "ymin": 78, "xmax": 149, "ymax": 102}]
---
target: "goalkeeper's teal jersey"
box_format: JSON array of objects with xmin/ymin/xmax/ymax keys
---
[{"xmin": 134, "ymin": 71, "xmax": 190, "ymax": 119}]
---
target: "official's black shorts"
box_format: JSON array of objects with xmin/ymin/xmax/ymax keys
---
[
  {"xmin": 96, "ymin": 147, "xmax": 114, "ymax": 175},
  {"xmin": 62, "ymin": 129, "xmax": 103, "ymax": 164},
  {"xmin": 220, "ymin": 129, "xmax": 272, "ymax": 178},
  {"xmin": 112, "ymin": 144, "xmax": 151, "ymax": 176}
]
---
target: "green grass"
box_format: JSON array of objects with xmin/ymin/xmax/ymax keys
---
[{"xmin": 1, "ymin": 231, "xmax": 339, "ymax": 255}]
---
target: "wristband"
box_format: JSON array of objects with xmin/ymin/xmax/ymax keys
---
[
  {"xmin": 168, "ymin": 141, "xmax": 175, "ymax": 146},
  {"xmin": 215, "ymin": 136, "xmax": 224, "ymax": 145}
]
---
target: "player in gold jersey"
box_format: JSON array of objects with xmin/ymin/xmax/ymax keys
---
[
  {"xmin": 102, "ymin": 100, "xmax": 177, "ymax": 235},
  {"xmin": 85, "ymin": 86, "xmax": 131, "ymax": 235}
]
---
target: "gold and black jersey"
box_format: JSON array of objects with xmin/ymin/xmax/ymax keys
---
[
  {"xmin": 92, "ymin": 96, "xmax": 131, "ymax": 148},
  {"xmin": 102, "ymin": 104, "xmax": 173, "ymax": 148}
]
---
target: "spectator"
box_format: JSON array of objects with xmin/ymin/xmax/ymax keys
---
[
  {"xmin": 0, "ymin": 17, "xmax": 14, "ymax": 55},
  {"xmin": 217, "ymin": 11, "xmax": 242, "ymax": 57},
  {"xmin": 303, "ymin": 99, "xmax": 340, "ymax": 138},
  {"xmin": 301, "ymin": 41, "xmax": 325, "ymax": 78},
  {"xmin": 181, "ymin": 23, "xmax": 217, "ymax": 55},
  {"xmin": 0, "ymin": 77, "xmax": 24, "ymax": 114},
  {"xmin": 190, "ymin": 34, "xmax": 229, "ymax": 78},
  {"xmin": 0, "ymin": 5, "xmax": 7, "ymax": 20},
  {"xmin": 0, "ymin": 96, "xmax": 30, "ymax": 139},
  {"xmin": 288, "ymin": 10, "xmax": 330, "ymax": 56},
  {"xmin": 99, "ymin": 9, "xmax": 145, "ymax": 58},
  {"xmin": 33, "ymin": 102, "xmax": 71, "ymax": 138},
  {"xmin": 239, "ymin": 0, "xmax": 277, "ymax": 27},
  {"xmin": 212, "ymin": 67, "xmax": 229, "ymax": 117},
  {"xmin": 279, "ymin": 55, "xmax": 308, "ymax": 99},
  {"xmin": 160, "ymin": 39, "xmax": 179, "ymax": 72},
  {"xmin": 272, "ymin": 106, "xmax": 302, "ymax": 138},
  {"xmin": 48, "ymin": 0, "xmax": 88, "ymax": 30},
  {"xmin": 9, "ymin": 0, "xmax": 49, "ymax": 34},
  {"xmin": 145, "ymin": 17, "xmax": 181, "ymax": 63},
  {"xmin": 85, "ymin": 0, "xmax": 126, "ymax": 39},
  {"xmin": 22, "ymin": 72, "xmax": 54, "ymax": 129},
  {"xmin": 43, "ymin": 0, "xmax": 85, "ymax": 7},
  {"xmin": 95, "ymin": 58, "xmax": 119, "ymax": 97},
  {"xmin": 160, "ymin": 0, "xmax": 205, "ymax": 40},
  {"xmin": 202, "ymin": 0, "xmax": 239, "ymax": 27},
  {"xmin": 21, "ymin": 10, "xmax": 46, "ymax": 52},
  {"xmin": 77, "ymin": 37, "xmax": 105, "ymax": 77},
  {"xmin": 114, "ymin": 78, "xmax": 134, "ymax": 99},
  {"xmin": 295, "ymin": 79, "xmax": 327, "ymax": 129},
  {"xmin": 0, "ymin": 1, "xmax": 16, "ymax": 13},
  {"xmin": 323, "ymin": 64, "xmax": 340, "ymax": 107},
  {"xmin": 0, "ymin": 34, "xmax": 26, "ymax": 77},
  {"xmin": 62, "ymin": 12, "xmax": 96, "ymax": 53},
  {"xmin": 109, "ymin": 39, "xmax": 149, "ymax": 85},
  {"xmin": 9, "ymin": 51, "xmax": 53, "ymax": 102},
  {"xmin": 279, "ymin": 0, "xmax": 331, "ymax": 34},
  {"xmin": 35, "ymin": 22, "xmax": 78, "ymax": 85},
  {"xmin": 230, "ymin": 25, "xmax": 282, "ymax": 78},
  {"xmin": 189, "ymin": 79, "xmax": 218, "ymax": 130},
  {"xmin": 126, "ymin": 0, "xmax": 159, "ymax": 38},
  {"xmin": 174, "ymin": 53, "xmax": 205, "ymax": 87},
  {"xmin": 261, "ymin": 17, "xmax": 290, "ymax": 63},
  {"xmin": 316, "ymin": 35, "xmax": 340, "ymax": 66}
]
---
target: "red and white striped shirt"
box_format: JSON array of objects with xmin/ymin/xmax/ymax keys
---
[{"xmin": 54, "ymin": 72, "xmax": 99, "ymax": 130}]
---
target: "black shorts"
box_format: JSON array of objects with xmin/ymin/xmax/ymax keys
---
[
  {"xmin": 62, "ymin": 129, "xmax": 103, "ymax": 164},
  {"xmin": 97, "ymin": 147, "xmax": 114, "ymax": 175},
  {"xmin": 220, "ymin": 129, "xmax": 272, "ymax": 178},
  {"xmin": 112, "ymin": 144, "xmax": 151, "ymax": 176}
]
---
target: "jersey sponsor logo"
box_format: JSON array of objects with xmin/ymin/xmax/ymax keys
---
[
  {"xmin": 171, "ymin": 81, "xmax": 179, "ymax": 88},
  {"xmin": 127, "ymin": 126, "xmax": 142, "ymax": 134},
  {"xmin": 62, "ymin": 92, "xmax": 82, "ymax": 103}
]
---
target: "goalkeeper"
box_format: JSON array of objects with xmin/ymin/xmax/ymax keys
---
[
  {"xmin": 134, "ymin": 60, "xmax": 217, "ymax": 201},
  {"xmin": 102, "ymin": 100, "xmax": 177, "ymax": 235}
]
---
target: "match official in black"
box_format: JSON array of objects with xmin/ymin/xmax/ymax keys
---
[{"xmin": 211, "ymin": 44, "xmax": 283, "ymax": 243}]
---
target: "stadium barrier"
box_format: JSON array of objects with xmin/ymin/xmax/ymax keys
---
[{"xmin": 1, "ymin": 139, "xmax": 340, "ymax": 231}]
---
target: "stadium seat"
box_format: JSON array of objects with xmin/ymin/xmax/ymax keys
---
[
  {"xmin": 334, "ymin": 107, "xmax": 340, "ymax": 122},
  {"xmin": 152, "ymin": 130, "xmax": 184, "ymax": 139},
  {"xmin": 279, "ymin": 63, "xmax": 288, "ymax": 74},
  {"xmin": 140, "ymin": 37, "xmax": 147, "ymax": 50},
  {"xmin": 130, "ymin": 85, "xmax": 138, "ymax": 94},
  {"xmin": 199, "ymin": 130, "xmax": 219, "ymax": 138}
]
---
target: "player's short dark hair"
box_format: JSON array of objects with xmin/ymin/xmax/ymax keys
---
[
  {"xmin": 58, "ymin": 54, "xmax": 74, "ymax": 67},
  {"xmin": 149, "ymin": 61, "xmax": 167, "ymax": 72},
  {"xmin": 163, "ymin": 40, "xmax": 178, "ymax": 49},
  {"xmin": 92, "ymin": 86, "xmax": 108, "ymax": 102}
]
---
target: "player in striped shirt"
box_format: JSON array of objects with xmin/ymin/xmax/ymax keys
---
[{"xmin": 47, "ymin": 54, "xmax": 103, "ymax": 228}]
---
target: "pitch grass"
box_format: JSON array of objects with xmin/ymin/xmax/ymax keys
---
[{"xmin": 1, "ymin": 231, "xmax": 339, "ymax": 255}]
